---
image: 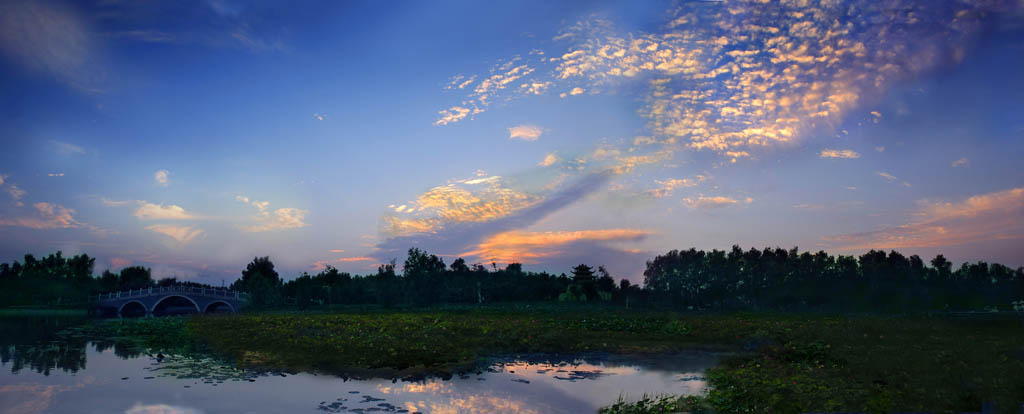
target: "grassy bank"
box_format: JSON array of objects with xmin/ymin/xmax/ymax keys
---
[
  {"xmin": 186, "ymin": 308, "xmax": 700, "ymax": 377},
  {"xmin": 598, "ymin": 313, "xmax": 1024, "ymax": 414},
  {"xmin": 0, "ymin": 308, "xmax": 88, "ymax": 316},
  {"xmin": 76, "ymin": 309, "xmax": 1024, "ymax": 413}
]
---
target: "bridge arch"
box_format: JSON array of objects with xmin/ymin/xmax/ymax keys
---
[
  {"xmin": 118, "ymin": 300, "xmax": 147, "ymax": 317},
  {"xmin": 204, "ymin": 300, "xmax": 235, "ymax": 313},
  {"xmin": 152, "ymin": 295, "xmax": 201, "ymax": 316}
]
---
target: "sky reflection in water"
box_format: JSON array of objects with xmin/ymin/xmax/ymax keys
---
[{"xmin": 0, "ymin": 344, "xmax": 717, "ymax": 414}]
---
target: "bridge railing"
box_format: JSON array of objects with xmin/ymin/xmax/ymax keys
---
[{"xmin": 93, "ymin": 286, "xmax": 249, "ymax": 302}]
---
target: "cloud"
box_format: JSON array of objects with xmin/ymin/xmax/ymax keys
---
[
  {"xmin": 236, "ymin": 196, "xmax": 308, "ymax": 232},
  {"xmin": 124, "ymin": 403, "xmax": 202, "ymax": 414},
  {"xmin": 242, "ymin": 208, "xmax": 308, "ymax": 232},
  {"xmin": 435, "ymin": 59, "xmax": 534, "ymax": 125},
  {"xmin": 51, "ymin": 141, "xmax": 86, "ymax": 156},
  {"xmin": 5, "ymin": 184, "xmax": 25, "ymax": 200},
  {"xmin": 134, "ymin": 202, "xmax": 195, "ymax": 220},
  {"xmin": 0, "ymin": 202, "xmax": 88, "ymax": 229},
  {"xmin": 101, "ymin": 198, "xmax": 134, "ymax": 207},
  {"xmin": 645, "ymin": 175, "xmax": 707, "ymax": 198},
  {"xmin": 110, "ymin": 257, "xmax": 132, "ymax": 268},
  {"xmin": 235, "ymin": 195, "xmax": 270, "ymax": 212},
  {"xmin": 434, "ymin": 106, "xmax": 475, "ymax": 126},
  {"xmin": 100, "ymin": 1, "xmax": 286, "ymax": 53},
  {"xmin": 0, "ymin": 1, "xmax": 102, "ymax": 91},
  {"xmin": 539, "ymin": 153, "xmax": 559, "ymax": 167},
  {"xmin": 330, "ymin": 249, "xmax": 345, "ymax": 253},
  {"xmin": 461, "ymin": 228, "xmax": 651, "ymax": 264},
  {"xmin": 792, "ymin": 200, "xmax": 863, "ymax": 211},
  {"xmin": 826, "ymin": 187, "xmax": 1024, "ymax": 250},
  {"xmin": 375, "ymin": 172, "xmax": 613, "ymax": 260},
  {"xmin": 48, "ymin": 173, "xmax": 64, "ymax": 177},
  {"xmin": 380, "ymin": 173, "xmax": 543, "ymax": 237},
  {"xmin": 521, "ymin": 81, "xmax": 552, "ymax": 95},
  {"xmin": 877, "ymin": 172, "xmax": 898, "ymax": 181},
  {"xmin": 313, "ymin": 113, "xmax": 326, "ymax": 121},
  {"xmin": 437, "ymin": 1, "xmax": 1010, "ymax": 161},
  {"xmin": 875, "ymin": 146, "xmax": 886, "ymax": 152},
  {"xmin": 820, "ymin": 149, "xmax": 860, "ymax": 159},
  {"xmin": 682, "ymin": 195, "xmax": 752, "ymax": 209},
  {"xmin": 877, "ymin": 171, "xmax": 911, "ymax": 187},
  {"xmin": 952, "ymin": 157, "xmax": 969, "ymax": 167},
  {"xmin": 337, "ymin": 256, "xmax": 374, "ymax": 263},
  {"xmin": 508, "ymin": 125, "xmax": 544, "ymax": 141},
  {"xmin": 0, "ymin": 383, "xmax": 77, "ymax": 414},
  {"xmin": 154, "ymin": 169, "xmax": 170, "ymax": 186},
  {"xmin": 145, "ymin": 224, "xmax": 205, "ymax": 244}
]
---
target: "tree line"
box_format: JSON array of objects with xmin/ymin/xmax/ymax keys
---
[
  {"xmin": 1, "ymin": 247, "xmax": 1022, "ymax": 312},
  {"xmin": 0, "ymin": 251, "xmax": 215, "ymax": 307}
]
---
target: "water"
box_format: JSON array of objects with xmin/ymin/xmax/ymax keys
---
[{"xmin": 0, "ymin": 315, "xmax": 719, "ymax": 414}]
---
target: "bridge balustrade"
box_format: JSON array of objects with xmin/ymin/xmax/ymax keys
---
[{"xmin": 94, "ymin": 286, "xmax": 249, "ymax": 302}]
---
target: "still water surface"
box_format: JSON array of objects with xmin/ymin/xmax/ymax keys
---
[{"xmin": 0, "ymin": 315, "xmax": 718, "ymax": 414}]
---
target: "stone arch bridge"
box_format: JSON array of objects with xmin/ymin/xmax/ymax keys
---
[{"xmin": 93, "ymin": 285, "xmax": 248, "ymax": 317}]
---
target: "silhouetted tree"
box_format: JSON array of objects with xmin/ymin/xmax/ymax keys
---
[
  {"xmin": 118, "ymin": 266, "xmax": 154, "ymax": 290},
  {"xmin": 571, "ymin": 264, "xmax": 597, "ymax": 301},
  {"xmin": 231, "ymin": 257, "xmax": 282, "ymax": 308}
]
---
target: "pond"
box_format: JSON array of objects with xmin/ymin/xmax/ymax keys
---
[{"xmin": 0, "ymin": 314, "xmax": 719, "ymax": 414}]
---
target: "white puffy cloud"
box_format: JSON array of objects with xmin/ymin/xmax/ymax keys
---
[
  {"xmin": 236, "ymin": 195, "xmax": 308, "ymax": 232},
  {"xmin": 134, "ymin": 202, "xmax": 194, "ymax": 220},
  {"xmin": 508, "ymin": 125, "xmax": 544, "ymax": 141},
  {"xmin": 154, "ymin": 169, "xmax": 170, "ymax": 186}
]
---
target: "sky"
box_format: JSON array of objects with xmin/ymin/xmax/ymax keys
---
[{"xmin": 1, "ymin": 0, "xmax": 1022, "ymax": 284}]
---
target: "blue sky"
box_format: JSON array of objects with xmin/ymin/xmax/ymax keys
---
[{"xmin": 1, "ymin": 0, "xmax": 1022, "ymax": 283}]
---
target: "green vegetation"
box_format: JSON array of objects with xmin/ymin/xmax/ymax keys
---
[
  {"xmin": 4, "ymin": 308, "xmax": 1024, "ymax": 412},
  {"xmin": 599, "ymin": 313, "xmax": 1024, "ymax": 414},
  {"xmin": 601, "ymin": 394, "xmax": 713, "ymax": 414},
  {"xmin": 3, "ymin": 247, "xmax": 1023, "ymax": 314},
  {"xmin": 186, "ymin": 308, "xmax": 700, "ymax": 376},
  {"xmin": 0, "ymin": 251, "xmax": 220, "ymax": 308},
  {"xmin": 4, "ymin": 248, "xmax": 1024, "ymax": 412},
  {"xmin": 275, "ymin": 247, "xmax": 1024, "ymax": 313}
]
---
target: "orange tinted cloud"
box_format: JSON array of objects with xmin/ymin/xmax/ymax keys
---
[
  {"xmin": 438, "ymin": 1, "xmax": 1004, "ymax": 161},
  {"xmin": 337, "ymin": 256, "xmax": 374, "ymax": 262},
  {"xmin": 382, "ymin": 174, "xmax": 541, "ymax": 237},
  {"xmin": 0, "ymin": 202, "xmax": 86, "ymax": 229},
  {"xmin": 508, "ymin": 125, "xmax": 544, "ymax": 141},
  {"xmin": 826, "ymin": 187, "xmax": 1024, "ymax": 250},
  {"xmin": 462, "ymin": 228, "xmax": 651, "ymax": 264}
]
